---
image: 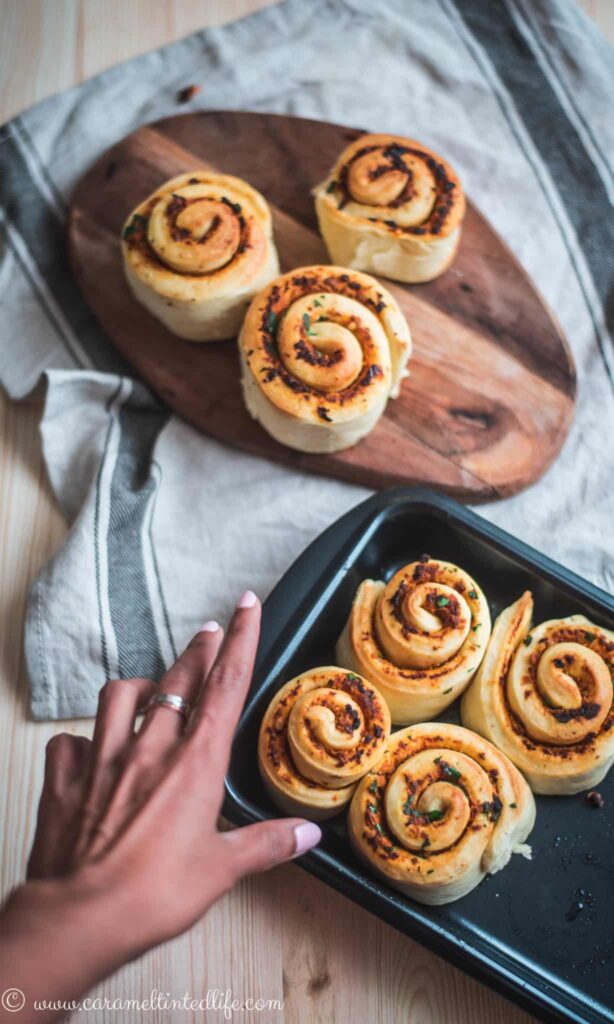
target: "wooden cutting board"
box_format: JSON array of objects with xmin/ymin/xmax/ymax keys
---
[{"xmin": 69, "ymin": 111, "xmax": 575, "ymax": 502}]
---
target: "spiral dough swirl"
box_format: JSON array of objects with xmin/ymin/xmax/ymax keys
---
[
  {"xmin": 336, "ymin": 559, "xmax": 491, "ymax": 725},
  {"xmin": 314, "ymin": 134, "xmax": 465, "ymax": 284},
  {"xmin": 461, "ymin": 592, "xmax": 614, "ymax": 794},
  {"xmin": 121, "ymin": 171, "xmax": 279, "ymax": 341},
  {"xmin": 240, "ymin": 265, "xmax": 411, "ymax": 453},
  {"xmin": 258, "ymin": 667, "xmax": 391, "ymax": 820},
  {"xmin": 348, "ymin": 723, "xmax": 535, "ymax": 905},
  {"xmin": 335, "ymin": 140, "xmax": 460, "ymax": 234}
]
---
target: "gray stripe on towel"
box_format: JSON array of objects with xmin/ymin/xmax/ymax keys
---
[
  {"xmin": 107, "ymin": 382, "xmax": 172, "ymax": 681},
  {"xmin": 0, "ymin": 121, "xmax": 129, "ymax": 376},
  {"xmin": 448, "ymin": 0, "xmax": 614, "ymax": 389}
]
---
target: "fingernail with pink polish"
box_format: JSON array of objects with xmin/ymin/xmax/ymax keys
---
[
  {"xmin": 200, "ymin": 620, "xmax": 220, "ymax": 633},
  {"xmin": 237, "ymin": 590, "xmax": 258, "ymax": 609},
  {"xmin": 293, "ymin": 821, "xmax": 321, "ymax": 857}
]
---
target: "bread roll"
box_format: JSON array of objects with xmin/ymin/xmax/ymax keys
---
[
  {"xmin": 461, "ymin": 591, "xmax": 614, "ymax": 794},
  {"xmin": 239, "ymin": 265, "xmax": 411, "ymax": 453},
  {"xmin": 258, "ymin": 667, "xmax": 391, "ymax": 820},
  {"xmin": 336, "ymin": 558, "xmax": 491, "ymax": 724},
  {"xmin": 348, "ymin": 722, "xmax": 535, "ymax": 905},
  {"xmin": 314, "ymin": 133, "xmax": 465, "ymax": 283},
  {"xmin": 121, "ymin": 171, "xmax": 279, "ymax": 341}
]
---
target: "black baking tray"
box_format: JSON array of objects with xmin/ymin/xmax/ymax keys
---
[{"xmin": 224, "ymin": 488, "xmax": 614, "ymax": 1024}]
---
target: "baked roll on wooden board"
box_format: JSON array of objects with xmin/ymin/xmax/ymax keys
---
[
  {"xmin": 69, "ymin": 110, "xmax": 576, "ymax": 501},
  {"xmin": 461, "ymin": 591, "xmax": 614, "ymax": 794},
  {"xmin": 122, "ymin": 171, "xmax": 278, "ymax": 340},
  {"xmin": 348, "ymin": 722, "xmax": 535, "ymax": 905},
  {"xmin": 314, "ymin": 133, "xmax": 465, "ymax": 283},
  {"xmin": 336, "ymin": 557, "xmax": 491, "ymax": 724},
  {"xmin": 239, "ymin": 265, "xmax": 411, "ymax": 453},
  {"xmin": 258, "ymin": 667, "xmax": 391, "ymax": 820}
]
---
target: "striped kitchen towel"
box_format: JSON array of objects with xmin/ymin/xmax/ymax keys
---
[{"xmin": 0, "ymin": 0, "xmax": 612, "ymax": 719}]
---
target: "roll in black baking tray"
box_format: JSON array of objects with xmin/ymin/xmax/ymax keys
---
[{"xmin": 224, "ymin": 488, "xmax": 614, "ymax": 1024}]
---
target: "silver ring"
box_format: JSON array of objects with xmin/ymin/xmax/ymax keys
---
[{"xmin": 142, "ymin": 692, "xmax": 192, "ymax": 721}]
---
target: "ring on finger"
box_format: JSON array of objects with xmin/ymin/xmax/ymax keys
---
[{"xmin": 140, "ymin": 692, "xmax": 192, "ymax": 722}]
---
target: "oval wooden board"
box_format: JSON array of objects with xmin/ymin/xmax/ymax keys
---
[{"xmin": 69, "ymin": 111, "xmax": 575, "ymax": 502}]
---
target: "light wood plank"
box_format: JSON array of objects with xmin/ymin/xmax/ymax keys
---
[{"xmin": 0, "ymin": 2, "xmax": 607, "ymax": 1021}]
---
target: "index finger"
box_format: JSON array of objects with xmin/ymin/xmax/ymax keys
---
[{"xmin": 189, "ymin": 590, "xmax": 261, "ymax": 761}]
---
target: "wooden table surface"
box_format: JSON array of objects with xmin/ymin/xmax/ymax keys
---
[{"xmin": 1, "ymin": 3, "xmax": 611, "ymax": 1022}]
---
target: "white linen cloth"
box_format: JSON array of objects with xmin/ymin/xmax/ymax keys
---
[{"xmin": 0, "ymin": 0, "xmax": 612, "ymax": 718}]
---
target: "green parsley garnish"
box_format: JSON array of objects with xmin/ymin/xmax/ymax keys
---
[
  {"xmin": 510, "ymin": 802, "xmax": 517, "ymax": 808},
  {"xmin": 472, "ymin": 623, "xmax": 481, "ymax": 632},
  {"xmin": 326, "ymin": 180, "xmax": 337, "ymax": 193},
  {"xmin": 368, "ymin": 803, "xmax": 377, "ymax": 814},
  {"xmin": 267, "ymin": 310, "xmax": 277, "ymax": 335},
  {"xmin": 584, "ymin": 632, "xmax": 596, "ymax": 643},
  {"xmin": 435, "ymin": 757, "xmax": 461, "ymax": 780},
  {"xmin": 369, "ymin": 779, "xmax": 378, "ymax": 794},
  {"xmin": 122, "ymin": 214, "xmax": 147, "ymax": 239},
  {"xmin": 403, "ymin": 798, "xmax": 415, "ymax": 816},
  {"xmin": 436, "ymin": 596, "xmax": 450, "ymax": 608},
  {"xmin": 523, "ymin": 634, "xmax": 533, "ymax": 647},
  {"xmin": 313, "ymin": 298, "xmax": 323, "ymax": 307},
  {"xmin": 468, "ymin": 588, "xmax": 478, "ymax": 599},
  {"xmin": 374, "ymin": 822, "xmax": 383, "ymax": 834},
  {"xmin": 427, "ymin": 809, "xmax": 444, "ymax": 822},
  {"xmin": 443, "ymin": 687, "xmax": 452, "ymax": 694},
  {"xmin": 303, "ymin": 313, "xmax": 316, "ymax": 335},
  {"xmin": 427, "ymin": 869, "xmax": 435, "ymax": 875}
]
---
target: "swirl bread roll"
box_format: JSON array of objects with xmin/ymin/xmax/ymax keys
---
[
  {"xmin": 461, "ymin": 592, "xmax": 614, "ymax": 795},
  {"xmin": 121, "ymin": 171, "xmax": 279, "ymax": 341},
  {"xmin": 258, "ymin": 667, "xmax": 391, "ymax": 821},
  {"xmin": 314, "ymin": 133, "xmax": 465, "ymax": 284},
  {"xmin": 239, "ymin": 265, "xmax": 411, "ymax": 453},
  {"xmin": 336, "ymin": 558, "xmax": 491, "ymax": 725},
  {"xmin": 348, "ymin": 722, "xmax": 535, "ymax": 905}
]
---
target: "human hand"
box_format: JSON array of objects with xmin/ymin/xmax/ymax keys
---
[{"xmin": 25, "ymin": 590, "xmax": 321, "ymax": 954}]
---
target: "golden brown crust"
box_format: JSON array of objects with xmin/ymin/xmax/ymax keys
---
[
  {"xmin": 348, "ymin": 722, "xmax": 535, "ymax": 905},
  {"xmin": 258, "ymin": 666, "xmax": 391, "ymax": 821},
  {"xmin": 335, "ymin": 559, "xmax": 491, "ymax": 724},
  {"xmin": 323, "ymin": 133, "xmax": 465, "ymax": 241},
  {"xmin": 241, "ymin": 265, "xmax": 411, "ymax": 423},
  {"xmin": 461, "ymin": 592, "xmax": 614, "ymax": 794},
  {"xmin": 239, "ymin": 265, "xmax": 411, "ymax": 452},
  {"xmin": 314, "ymin": 134, "xmax": 465, "ymax": 284},
  {"xmin": 121, "ymin": 171, "xmax": 279, "ymax": 340}
]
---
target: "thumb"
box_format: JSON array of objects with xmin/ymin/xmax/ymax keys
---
[{"xmin": 222, "ymin": 818, "xmax": 321, "ymax": 879}]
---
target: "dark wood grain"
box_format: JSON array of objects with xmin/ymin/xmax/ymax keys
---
[{"xmin": 69, "ymin": 111, "xmax": 576, "ymax": 502}]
